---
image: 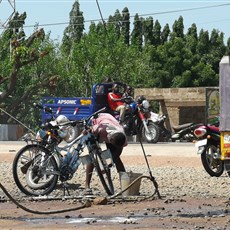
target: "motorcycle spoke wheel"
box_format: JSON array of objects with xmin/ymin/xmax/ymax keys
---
[
  {"xmin": 90, "ymin": 150, "xmax": 114, "ymax": 195},
  {"xmin": 12, "ymin": 144, "xmax": 58, "ymax": 196},
  {"xmin": 201, "ymin": 144, "xmax": 224, "ymax": 177},
  {"xmin": 142, "ymin": 121, "xmax": 160, "ymax": 143}
]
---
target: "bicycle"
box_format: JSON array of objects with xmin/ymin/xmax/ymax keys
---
[{"xmin": 12, "ymin": 107, "xmax": 114, "ymax": 197}]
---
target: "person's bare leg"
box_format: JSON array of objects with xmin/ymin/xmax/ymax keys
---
[
  {"xmin": 106, "ymin": 143, "xmax": 126, "ymax": 172},
  {"xmin": 114, "ymin": 156, "xmax": 125, "ymax": 172},
  {"xmin": 85, "ymin": 163, "xmax": 94, "ymax": 189}
]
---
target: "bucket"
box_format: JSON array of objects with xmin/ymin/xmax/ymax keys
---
[{"xmin": 119, "ymin": 171, "xmax": 142, "ymax": 196}]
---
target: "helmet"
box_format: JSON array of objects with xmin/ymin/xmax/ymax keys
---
[
  {"xmin": 55, "ymin": 115, "xmax": 72, "ymax": 141},
  {"xmin": 136, "ymin": 95, "xmax": 146, "ymax": 104},
  {"xmin": 56, "ymin": 115, "xmax": 69, "ymax": 124}
]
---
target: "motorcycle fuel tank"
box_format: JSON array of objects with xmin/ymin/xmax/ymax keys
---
[{"xmin": 129, "ymin": 102, "xmax": 137, "ymax": 113}]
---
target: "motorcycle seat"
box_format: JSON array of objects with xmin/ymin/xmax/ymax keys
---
[{"xmin": 172, "ymin": 123, "xmax": 193, "ymax": 132}]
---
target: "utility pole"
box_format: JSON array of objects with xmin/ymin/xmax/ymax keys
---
[{"xmin": 0, "ymin": 0, "xmax": 16, "ymax": 31}]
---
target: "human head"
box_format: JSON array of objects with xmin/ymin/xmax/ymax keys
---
[
  {"xmin": 108, "ymin": 131, "xmax": 126, "ymax": 147},
  {"xmin": 137, "ymin": 95, "xmax": 146, "ymax": 104},
  {"xmin": 126, "ymin": 85, "xmax": 133, "ymax": 95}
]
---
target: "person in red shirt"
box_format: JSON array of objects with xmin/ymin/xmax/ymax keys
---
[
  {"xmin": 107, "ymin": 83, "xmax": 126, "ymax": 124},
  {"xmin": 84, "ymin": 113, "xmax": 127, "ymax": 194}
]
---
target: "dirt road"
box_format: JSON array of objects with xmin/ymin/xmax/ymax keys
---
[{"xmin": 0, "ymin": 141, "xmax": 230, "ymax": 230}]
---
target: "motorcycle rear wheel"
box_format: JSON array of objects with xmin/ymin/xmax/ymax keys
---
[
  {"xmin": 200, "ymin": 144, "xmax": 224, "ymax": 177},
  {"xmin": 142, "ymin": 121, "xmax": 160, "ymax": 143},
  {"xmin": 12, "ymin": 144, "xmax": 59, "ymax": 196}
]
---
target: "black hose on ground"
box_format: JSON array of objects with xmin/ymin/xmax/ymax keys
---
[
  {"xmin": 0, "ymin": 182, "xmax": 91, "ymax": 215},
  {"xmin": 109, "ymin": 175, "xmax": 160, "ymax": 200}
]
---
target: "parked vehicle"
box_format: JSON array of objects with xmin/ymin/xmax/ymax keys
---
[
  {"xmin": 33, "ymin": 103, "xmax": 77, "ymax": 144},
  {"xmin": 12, "ymin": 108, "xmax": 115, "ymax": 196},
  {"xmin": 41, "ymin": 83, "xmax": 159, "ymax": 143},
  {"xmin": 150, "ymin": 112, "xmax": 171, "ymax": 142},
  {"xmin": 113, "ymin": 95, "xmax": 160, "ymax": 143},
  {"xmin": 194, "ymin": 123, "xmax": 225, "ymax": 177},
  {"xmin": 171, "ymin": 123, "xmax": 202, "ymax": 142}
]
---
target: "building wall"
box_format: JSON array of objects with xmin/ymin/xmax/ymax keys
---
[{"xmin": 134, "ymin": 87, "xmax": 207, "ymax": 130}]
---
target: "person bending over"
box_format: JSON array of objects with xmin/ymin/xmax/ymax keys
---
[{"xmin": 85, "ymin": 113, "xmax": 127, "ymax": 193}]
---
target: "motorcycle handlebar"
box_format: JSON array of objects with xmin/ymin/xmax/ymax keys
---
[
  {"xmin": 33, "ymin": 102, "xmax": 53, "ymax": 114},
  {"xmin": 52, "ymin": 107, "xmax": 108, "ymax": 129}
]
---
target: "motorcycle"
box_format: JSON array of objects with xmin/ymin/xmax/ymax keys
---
[
  {"xmin": 150, "ymin": 112, "xmax": 171, "ymax": 142},
  {"xmin": 114, "ymin": 95, "xmax": 160, "ymax": 143},
  {"xmin": 33, "ymin": 103, "xmax": 78, "ymax": 144},
  {"xmin": 171, "ymin": 123, "xmax": 202, "ymax": 142},
  {"xmin": 193, "ymin": 123, "xmax": 228, "ymax": 177}
]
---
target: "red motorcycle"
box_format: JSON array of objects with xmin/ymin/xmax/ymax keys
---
[{"xmin": 194, "ymin": 123, "xmax": 224, "ymax": 177}]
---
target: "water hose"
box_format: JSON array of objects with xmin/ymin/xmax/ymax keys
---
[
  {"xmin": 109, "ymin": 174, "xmax": 160, "ymax": 200},
  {"xmin": 0, "ymin": 182, "xmax": 91, "ymax": 215}
]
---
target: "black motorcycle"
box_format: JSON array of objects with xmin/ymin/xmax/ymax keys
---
[
  {"xmin": 171, "ymin": 123, "xmax": 202, "ymax": 142},
  {"xmin": 194, "ymin": 124, "xmax": 223, "ymax": 177}
]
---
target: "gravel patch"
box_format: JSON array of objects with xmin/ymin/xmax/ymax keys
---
[{"xmin": 1, "ymin": 161, "xmax": 230, "ymax": 201}]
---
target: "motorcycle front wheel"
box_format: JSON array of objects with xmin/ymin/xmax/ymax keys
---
[
  {"xmin": 12, "ymin": 144, "xmax": 59, "ymax": 196},
  {"xmin": 90, "ymin": 149, "xmax": 114, "ymax": 195},
  {"xmin": 200, "ymin": 144, "xmax": 224, "ymax": 177},
  {"xmin": 142, "ymin": 121, "xmax": 160, "ymax": 143}
]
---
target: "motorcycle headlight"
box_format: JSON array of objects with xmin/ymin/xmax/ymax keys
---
[{"xmin": 142, "ymin": 100, "xmax": 150, "ymax": 109}]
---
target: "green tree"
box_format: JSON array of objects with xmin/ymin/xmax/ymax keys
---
[
  {"xmin": 186, "ymin": 23, "xmax": 198, "ymax": 54},
  {"xmin": 171, "ymin": 16, "xmax": 184, "ymax": 40},
  {"xmin": 152, "ymin": 20, "xmax": 161, "ymax": 46},
  {"xmin": 121, "ymin": 7, "xmax": 130, "ymax": 45},
  {"xmin": 143, "ymin": 17, "xmax": 153, "ymax": 45},
  {"xmin": 0, "ymin": 12, "xmax": 55, "ymax": 127},
  {"xmin": 61, "ymin": 0, "xmax": 84, "ymax": 54},
  {"xmin": 161, "ymin": 23, "xmax": 170, "ymax": 44},
  {"xmin": 131, "ymin": 14, "xmax": 143, "ymax": 49}
]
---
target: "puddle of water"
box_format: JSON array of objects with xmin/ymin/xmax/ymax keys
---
[{"xmin": 67, "ymin": 216, "xmax": 141, "ymax": 224}]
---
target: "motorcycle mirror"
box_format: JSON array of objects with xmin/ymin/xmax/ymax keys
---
[{"xmin": 44, "ymin": 106, "xmax": 53, "ymax": 114}]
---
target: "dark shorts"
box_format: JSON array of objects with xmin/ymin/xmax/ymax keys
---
[{"xmin": 106, "ymin": 143, "xmax": 123, "ymax": 162}]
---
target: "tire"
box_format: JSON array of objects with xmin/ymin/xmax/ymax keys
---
[
  {"xmin": 200, "ymin": 144, "xmax": 224, "ymax": 177},
  {"xmin": 64, "ymin": 125, "xmax": 80, "ymax": 143},
  {"xmin": 90, "ymin": 149, "xmax": 114, "ymax": 195},
  {"xmin": 142, "ymin": 121, "xmax": 160, "ymax": 143},
  {"xmin": 12, "ymin": 144, "xmax": 59, "ymax": 196},
  {"xmin": 224, "ymin": 160, "xmax": 230, "ymax": 177}
]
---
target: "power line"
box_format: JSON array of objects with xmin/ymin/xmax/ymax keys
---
[{"xmin": 0, "ymin": 2, "xmax": 230, "ymax": 30}]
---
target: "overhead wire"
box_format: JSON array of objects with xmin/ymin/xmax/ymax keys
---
[{"xmin": 0, "ymin": 2, "xmax": 230, "ymax": 30}]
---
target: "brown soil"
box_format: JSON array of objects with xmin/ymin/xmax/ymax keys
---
[{"xmin": 0, "ymin": 142, "xmax": 229, "ymax": 230}]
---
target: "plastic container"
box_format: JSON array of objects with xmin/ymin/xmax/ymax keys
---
[{"xmin": 119, "ymin": 171, "xmax": 142, "ymax": 196}]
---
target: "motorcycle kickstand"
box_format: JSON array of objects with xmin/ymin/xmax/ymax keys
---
[{"xmin": 138, "ymin": 134, "xmax": 161, "ymax": 199}]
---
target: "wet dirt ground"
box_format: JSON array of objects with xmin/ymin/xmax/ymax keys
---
[{"xmin": 1, "ymin": 141, "xmax": 230, "ymax": 229}]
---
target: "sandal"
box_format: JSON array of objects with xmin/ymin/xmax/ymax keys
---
[{"xmin": 83, "ymin": 188, "xmax": 93, "ymax": 196}]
